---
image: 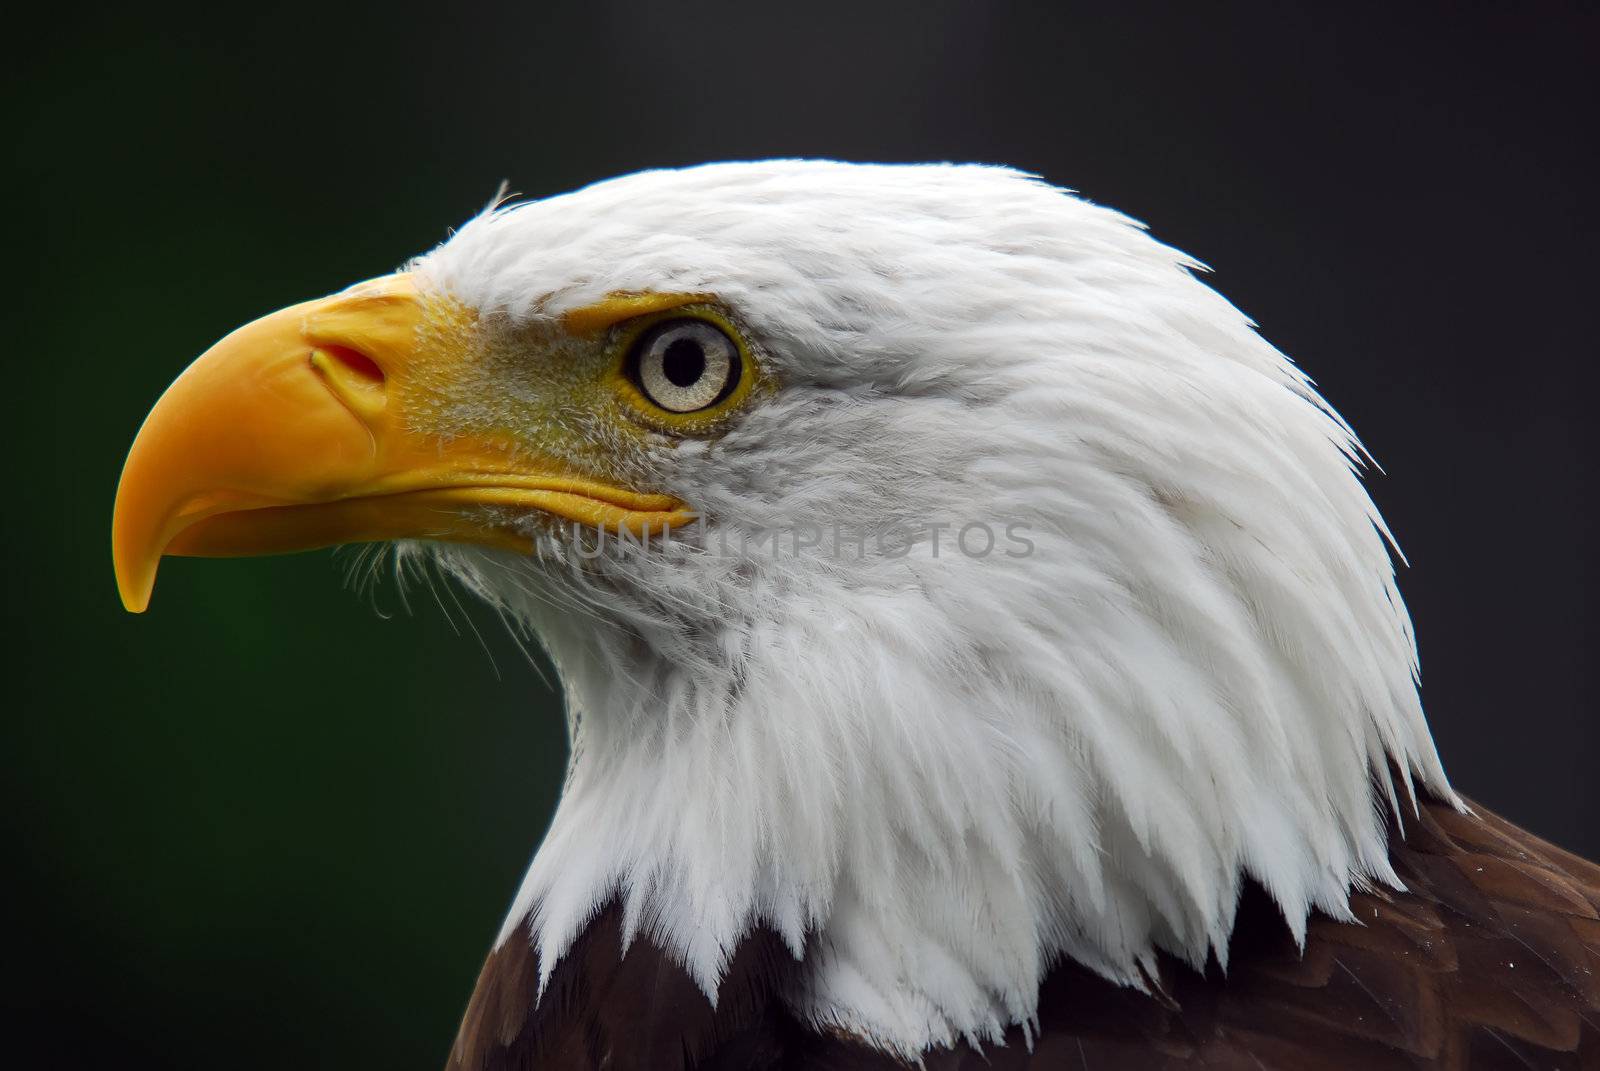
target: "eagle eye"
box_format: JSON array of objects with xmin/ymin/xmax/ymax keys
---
[{"xmin": 628, "ymin": 318, "xmax": 740, "ymax": 413}]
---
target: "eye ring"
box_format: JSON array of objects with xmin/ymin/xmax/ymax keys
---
[{"xmin": 627, "ymin": 317, "xmax": 742, "ymax": 413}]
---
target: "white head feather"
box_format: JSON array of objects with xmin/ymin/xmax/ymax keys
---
[{"xmin": 409, "ymin": 160, "xmax": 1452, "ymax": 1057}]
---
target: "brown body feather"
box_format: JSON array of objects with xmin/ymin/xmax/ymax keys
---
[{"xmin": 449, "ymin": 796, "xmax": 1600, "ymax": 1070}]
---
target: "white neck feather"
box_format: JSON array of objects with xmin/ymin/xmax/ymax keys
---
[
  {"xmin": 436, "ymin": 427, "xmax": 1450, "ymax": 1055},
  {"xmin": 415, "ymin": 160, "xmax": 1455, "ymax": 1057}
]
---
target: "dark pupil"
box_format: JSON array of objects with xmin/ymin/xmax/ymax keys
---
[{"xmin": 662, "ymin": 336, "xmax": 707, "ymax": 388}]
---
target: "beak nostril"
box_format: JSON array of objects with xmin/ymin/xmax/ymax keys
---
[
  {"xmin": 319, "ymin": 344, "xmax": 385, "ymax": 385},
  {"xmin": 309, "ymin": 343, "xmax": 390, "ymax": 424}
]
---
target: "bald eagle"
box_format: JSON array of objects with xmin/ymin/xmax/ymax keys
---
[{"xmin": 114, "ymin": 162, "xmax": 1600, "ymax": 1069}]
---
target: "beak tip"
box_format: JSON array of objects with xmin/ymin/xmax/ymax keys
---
[
  {"xmin": 115, "ymin": 566, "xmax": 155, "ymax": 614},
  {"xmin": 113, "ymin": 531, "xmax": 157, "ymax": 614}
]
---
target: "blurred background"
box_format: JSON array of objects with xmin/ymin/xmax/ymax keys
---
[{"xmin": 6, "ymin": 2, "xmax": 1595, "ymax": 1066}]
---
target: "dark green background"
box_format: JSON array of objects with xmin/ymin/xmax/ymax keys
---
[{"xmin": 8, "ymin": 3, "xmax": 1595, "ymax": 1067}]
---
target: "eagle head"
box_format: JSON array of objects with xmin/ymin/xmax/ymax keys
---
[{"xmin": 114, "ymin": 160, "xmax": 1451, "ymax": 1055}]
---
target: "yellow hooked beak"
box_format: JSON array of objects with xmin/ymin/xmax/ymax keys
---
[{"xmin": 113, "ymin": 273, "xmax": 692, "ymax": 613}]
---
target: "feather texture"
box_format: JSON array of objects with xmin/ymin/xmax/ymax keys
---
[
  {"xmin": 451, "ymin": 797, "xmax": 1600, "ymax": 1070},
  {"xmin": 409, "ymin": 161, "xmax": 1456, "ymax": 1053}
]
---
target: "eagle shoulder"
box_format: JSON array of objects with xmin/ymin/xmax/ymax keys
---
[{"xmin": 450, "ymin": 795, "xmax": 1600, "ymax": 1070}]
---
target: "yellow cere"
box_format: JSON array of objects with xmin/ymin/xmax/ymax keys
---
[{"xmin": 402, "ymin": 289, "xmax": 770, "ymax": 475}]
